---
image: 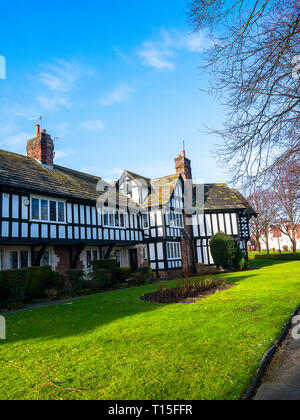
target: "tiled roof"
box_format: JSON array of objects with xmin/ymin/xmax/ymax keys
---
[
  {"xmin": 194, "ymin": 183, "xmax": 256, "ymax": 213},
  {"xmin": 0, "ymin": 149, "xmax": 255, "ymax": 214},
  {"xmin": 143, "ymin": 174, "xmax": 180, "ymax": 208},
  {"xmin": 0, "ymin": 149, "xmax": 139, "ymax": 211},
  {"xmin": 231, "ymin": 189, "xmax": 257, "ymax": 215},
  {"xmin": 124, "ymin": 170, "xmax": 151, "ymax": 185}
]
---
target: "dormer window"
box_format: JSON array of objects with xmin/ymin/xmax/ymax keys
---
[{"xmin": 124, "ymin": 180, "xmax": 132, "ymax": 195}]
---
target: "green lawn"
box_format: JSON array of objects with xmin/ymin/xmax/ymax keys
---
[{"xmin": 0, "ymin": 259, "xmax": 299, "ymax": 400}]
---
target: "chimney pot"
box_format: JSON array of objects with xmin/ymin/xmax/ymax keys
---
[
  {"xmin": 35, "ymin": 124, "xmax": 40, "ymax": 137},
  {"xmin": 174, "ymin": 149, "xmax": 192, "ymax": 180},
  {"xmin": 27, "ymin": 127, "xmax": 54, "ymax": 167}
]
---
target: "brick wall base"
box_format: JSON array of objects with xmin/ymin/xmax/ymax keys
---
[
  {"xmin": 53, "ymin": 245, "xmax": 84, "ymax": 275},
  {"xmin": 154, "ymin": 268, "xmax": 183, "ymax": 280}
]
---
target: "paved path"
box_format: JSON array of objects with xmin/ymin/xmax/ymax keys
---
[
  {"xmin": 255, "ymin": 328, "xmax": 300, "ymax": 400},
  {"xmin": 0, "ymin": 294, "xmax": 96, "ymax": 315}
]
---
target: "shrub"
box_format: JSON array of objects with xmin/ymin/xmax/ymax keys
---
[
  {"xmin": 195, "ymin": 264, "xmax": 221, "ymax": 276},
  {"xmin": 45, "ymin": 288, "xmax": 58, "ymax": 301},
  {"xmin": 67, "ymin": 269, "xmax": 84, "ymax": 295},
  {"xmin": 283, "ymin": 245, "xmax": 289, "ymax": 252},
  {"xmin": 210, "ymin": 232, "xmax": 237, "ymax": 270},
  {"xmin": 0, "ymin": 269, "xmax": 26, "ymax": 309},
  {"xmin": 136, "ymin": 266, "xmax": 153, "ymax": 282},
  {"xmin": 142, "ymin": 277, "xmax": 227, "ymax": 303},
  {"xmin": 115, "ymin": 267, "xmax": 131, "ymax": 283},
  {"xmin": 127, "ymin": 272, "xmax": 147, "ymax": 286},
  {"xmin": 92, "ymin": 269, "xmax": 107, "ymax": 290},
  {"xmin": 92, "ymin": 259, "xmax": 119, "ymax": 272},
  {"xmin": 25, "ymin": 267, "xmax": 60, "ymax": 299},
  {"xmin": 255, "ymin": 253, "xmax": 300, "ymax": 261},
  {"xmin": 234, "ymin": 244, "xmax": 246, "ymax": 270}
]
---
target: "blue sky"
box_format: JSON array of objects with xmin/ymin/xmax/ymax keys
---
[{"xmin": 0, "ymin": 0, "xmax": 227, "ymax": 183}]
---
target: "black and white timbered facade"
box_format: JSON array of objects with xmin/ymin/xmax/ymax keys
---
[{"xmin": 0, "ymin": 126, "xmax": 255, "ymax": 276}]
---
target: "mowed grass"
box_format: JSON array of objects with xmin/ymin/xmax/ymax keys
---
[{"xmin": 0, "ymin": 260, "xmax": 299, "ymax": 400}]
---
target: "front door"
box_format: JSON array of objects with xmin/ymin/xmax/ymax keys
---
[{"xmin": 129, "ymin": 249, "xmax": 138, "ymax": 272}]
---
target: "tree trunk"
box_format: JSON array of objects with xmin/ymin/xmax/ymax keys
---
[
  {"xmin": 255, "ymin": 234, "xmax": 261, "ymax": 254},
  {"xmin": 292, "ymin": 238, "xmax": 297, "ymax": 255},
  {"xmin": 265, "ymin": 234, "xmax": 270, "ymax": 254}
]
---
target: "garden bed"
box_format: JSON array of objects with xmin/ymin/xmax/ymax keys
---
[{"xmin": 141, "ymin": 277, "xmax": 234, "ymax": 304}]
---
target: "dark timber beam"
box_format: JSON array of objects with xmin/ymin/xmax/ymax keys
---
[
  {"xmin": 31, "ymin": 244, "xmax": 48, "ymax": 266},
  {"xmin": 71, "ymin": 244, "xmax": 85, "ymax": 269},
  {"xmin": 104, "ymin": 245, "xmax": 114, "ymax": 259}
]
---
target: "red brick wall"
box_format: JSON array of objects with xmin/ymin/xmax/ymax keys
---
[
  {"xmin": 174, "ymin": 155, "xmax": 192, "ymax": 181},
  {"xmin": 180, "ymin": 224, "xmax": 196, "ymax": 276},
  {"xmin": 156, "ymin": 268, "xmax": 183, "ymax": 280},
  {"xmin": 27, "ymin": 132, "xmax": 54, "ymax": 166},
  {"xmin": 53, "ymin": 245, "xmax": 84, "ymax": 275}
]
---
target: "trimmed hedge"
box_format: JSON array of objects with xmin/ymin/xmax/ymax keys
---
[
  {"xmin": 210, "ymin": 232, "xmax": 237, "ymax": 270},
  {"xmin": 255, "ymin": 254, "xmax": 300, "ymax": 261},
  {"xmin": 25, "ymin": 267, "xmax": 62, "ymax": 299},
  {"xmin": 0, "ymin": 269, "xmax": 26, "ymax": 309},
  {"xmin": 92, "ymin": 259, "xmax": 119, "ymax": 271},
  {"xmin": 66, "ymin": 269, "xmax": 84, "ymax": 295},
  {"xmin": 115, "ymin": 267, "xmax": 131, "ymax": 283},
  {"xmin": 92, "ymin": 269, "xmax": 107, "ymax": 290}
]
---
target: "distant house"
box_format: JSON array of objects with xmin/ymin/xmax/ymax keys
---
[
  {"xmin": 0, "ymin": 125, "xmax": 255, "ymax": 277},
  {"xmin": 259, "ymin": 225, "xmax": 300, "ymax": 252}
]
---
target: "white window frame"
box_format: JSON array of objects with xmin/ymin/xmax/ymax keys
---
[
  {"xmin": 142, "ymin": 213, "xmax": 149, "ymax": 229},
  {"xmin": 166, "ymin": 242, "xmax": 182, "ymax": 261},
  {"xmin": 9, "ymin": 250, "xmax": 29, "ymax": 269},
  {"xmin": 169, "ymin": 211, "xmax": 184, "ymax": 228},
  {"xmin": 102, "ymin": 209, "xmax": 126, "ymax": 229},
  {"xmin": 30, "ymin": 195, "xmax": 66, "ymax": 224}
]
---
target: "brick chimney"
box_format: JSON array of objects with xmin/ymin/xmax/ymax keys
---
[
  {"xmin": 27, "ymin": 125, "xmax": 54, "ymax": 167},
  {"xmin": 174, "ymin": 148, "xmax": 192, "ymax": 180}
]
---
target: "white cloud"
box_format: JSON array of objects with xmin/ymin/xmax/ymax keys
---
[
  {"xmin": 138, "ymin": 29, "xmax": 207, "ymax": 71},
  {"xmin": 37, "ymin": 59, "xmax": 89, "ymax": 112},
  {"xmin": 80, "ymin": 120, "xmax": 106, "ymax": 132},
  {"xmin": 99, "ymin": 83, "xmax": 133, "ymax": 106},
  {"xmin": 185, "ymin": 32, "xmax": 207, "ymax": 53},
  {"xmin": 138, "ymin": 43, "xmax": 175, "ymax": 71},
  {"xmin": 37, "ymin": 96, "xmax": 70, "ymax": 111},
  {"xmin": 0, "ymin": 131, "xmax": 33, "ymax": 151},
  {"xmin": 54, "ymin": 150, "xmax": 70, "ymax": 159},
  {"xmin": 39, "ymin": 59, "xmax": 82, "ymax": 92}
]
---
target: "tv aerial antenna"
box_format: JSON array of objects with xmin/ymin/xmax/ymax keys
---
[{"xmin": 29, "ymin": 115, "xmax": 43, "ymax": 130}]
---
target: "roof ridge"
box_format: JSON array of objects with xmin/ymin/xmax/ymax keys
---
[
  {"xmin": 124, "ymin": 170, "xmax": 151, "ymax": 181},
  {"xmin": 54, "ymin": 164, "xmax": 102, "ymax": 180},
  {"xmin": 0, "ymin": 148, "xmax": 32, "ymax": 160},
  {"xmin": 151, "ymin": 173, "xmax": 179, "ymax": 181}
]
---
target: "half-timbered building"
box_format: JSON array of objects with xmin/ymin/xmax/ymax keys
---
[{"xmin": 0, "ymin": 125, "xmax": 255, "ymax": 277}]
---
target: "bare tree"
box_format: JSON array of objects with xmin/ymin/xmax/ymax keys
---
[
  {"xmin": 248, "ymin": 190, "xmax": 274, "ymax": 253},
  {"xmin": 188, "ymin": 0, "xmax": 300, "ymax": 183},
  {"xmin": 248, "ymin": 192, "xmax": 262, "ymax": 253},
  {"xmin": 270, "ymin": 160, "xmax": 300, "ymax": 254}
]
